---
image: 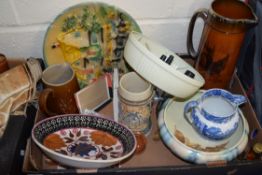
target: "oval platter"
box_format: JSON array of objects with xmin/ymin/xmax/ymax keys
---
[
  {"xmin": 158, "ymin": 91, "xmax": 249, "ymax": 164},
  {"xmin": 32, "ymin": 114, "xmax": 136, "ymax": 168},
  {"xmin": 43, "ymin": 2, "xmax": 141, "ymax": 88}
]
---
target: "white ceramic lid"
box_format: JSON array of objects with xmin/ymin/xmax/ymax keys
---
[{"xmin": 124, "ymin": 31, "xmax": 205, "ymax": 98}]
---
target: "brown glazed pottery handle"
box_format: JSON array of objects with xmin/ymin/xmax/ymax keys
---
[
  {"xmin": 0, "ymin": 53, "xmax": 9, "ymax": 73},
  {"xmin": 39, "ymin": 88, "xmax": 57, "ymax": 116},
  {"xmin": 187, "ymin": 8, "xmax": 208, "ymax": 59}
]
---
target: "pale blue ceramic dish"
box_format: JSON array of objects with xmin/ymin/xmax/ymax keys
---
[{"xmin": 158, "ymin": 91, "xmax": 249, "ymax": 164}]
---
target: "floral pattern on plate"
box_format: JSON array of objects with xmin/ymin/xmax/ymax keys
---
[{"xmin": 32, "ymin": 114, "xmax": 136, "ymax": 168}]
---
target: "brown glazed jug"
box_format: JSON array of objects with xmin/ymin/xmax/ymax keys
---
[{"xmin": 187, "ymin": 0, "xmax": 258, "ymax": 89}]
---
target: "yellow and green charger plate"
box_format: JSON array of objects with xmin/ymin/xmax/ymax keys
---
[{"xmin": 43, "ymin": 2, "xmax": 141, "ymax": 88}]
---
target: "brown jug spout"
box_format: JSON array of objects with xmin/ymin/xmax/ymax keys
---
[{"xmin": 209, "ymin": 0, "xmax": 258, "ymax": 31}]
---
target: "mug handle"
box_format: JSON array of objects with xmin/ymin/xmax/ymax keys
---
[
  {"xmin": 184, "ymin": 100, "xmax": 199, "ymax": 124},
  {"xmin": 39, "ymin": 88, "xmax": 57, "ymax": 116},
  {"xmin": 232, "ymin": 94, "xmax": 247, "ymax": 106},
  {"xmin": 187, "ymin": 9, "xmax": 208, "ymax": 59}
]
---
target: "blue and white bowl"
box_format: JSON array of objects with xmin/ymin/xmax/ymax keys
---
[
  {"xmin": 158, "ymin": 92, "xmax": 249, "ymax": 164},
  {"xmin": 184, "ymin": 89, "xmax": 246, "ymax": 140}
]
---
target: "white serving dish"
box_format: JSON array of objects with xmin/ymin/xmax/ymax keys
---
[
  {"xmin": 31, "ymin": 114, "xmax": 136, "ymax": 168},
  {"xmin": 158, "ymin": 91, "xmax": 249, "ymax": 164},
  {"xmin": 124, "ymin": 31, "xmax": 205, "ymax": 99}
]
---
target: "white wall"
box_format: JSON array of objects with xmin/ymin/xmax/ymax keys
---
[{"xmin": 0, "ymin": 0, "xmax": 212, "ymax": 61}]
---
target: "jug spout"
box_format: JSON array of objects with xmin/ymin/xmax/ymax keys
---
[
  {"xmin": 244, "ymin": 2, "xmax": 258, "ymax": 25},
  {"xmin": 209, "ymin": 0, "xmax": 258, "ymax": 32},
  {"xmin": 232, "ymin": 94, "xmax": 247, "ymax": 106},
  {"xmin": 225, "ymin": 0, "xmax": 258, "ymax": 26}
]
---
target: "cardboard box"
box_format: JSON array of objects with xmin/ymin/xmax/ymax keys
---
[
  {"xmin": 22, "ymin": 74, "xmax": 262, "ymax": 175},
  {"xmin": 0, "ymin": 104, "xmax": 37, "ymax": 175}
]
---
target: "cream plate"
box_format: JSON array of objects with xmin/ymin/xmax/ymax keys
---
[
  {"xmin": 43, "ymin": 2, "xmax": 141, "ymax": 88},
  {"xmin": 158, "ymin": 91, "xmax": 249, "ymax": 164}
]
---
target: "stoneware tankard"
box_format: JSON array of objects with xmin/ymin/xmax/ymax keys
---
[{"xmin": 184, "ymin": 89, "xmax": 246, "ymax": 140}]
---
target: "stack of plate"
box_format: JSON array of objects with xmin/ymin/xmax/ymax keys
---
[{"xmin": 158, "ymin": 91, "xmax": 249, "ymax": 164}]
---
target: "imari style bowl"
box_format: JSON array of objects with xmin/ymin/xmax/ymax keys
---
[{"xmin": 32, "ymin": 114, "xmax": 136, "ymax": 168}]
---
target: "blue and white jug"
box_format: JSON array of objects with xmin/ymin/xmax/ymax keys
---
[{"xmin": 184, "ymin": 89, "xmax": 246, "ymax": 140}]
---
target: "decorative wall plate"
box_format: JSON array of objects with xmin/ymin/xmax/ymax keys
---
[
  {"xmin": 32, "ymin": 114, "xmax": 136, "ymax": 168},
  {"xmin": 43, "ymin": 2, "xmax": 141, "ymax": 88},
  {"xmin": 158, "ymin": 91, "xmax": 249, "ymax": 164}
]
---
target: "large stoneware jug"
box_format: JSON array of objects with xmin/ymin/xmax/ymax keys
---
[{"xmin": 187, "ymin": 0, "xmax": 258, "ymax": 89}]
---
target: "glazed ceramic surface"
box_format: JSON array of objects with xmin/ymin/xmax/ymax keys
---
[
  {"xmin": 43, "ymin": 2, "xmax": 141, "ymax": 88},
  {"xmin": 184, "ymin": 89, "xmax": 246, "ymax": 140},
  {"xmin": 187, "ymin": 0, "xmax": 258, "ymax": 89},
  {"xmin": 39, "ymin": 63, "xmax": 80, "ymax": 116},
  {"xmin": 124, "ymin": 31, "xmax": 205, "ymax": 99},
  {"xmin": 32, "ymin": 114, "xmax": 136, "ymax": 168},
  {"xmin": 158, "ymin": 91, "xmax": 249, "ymax": 164},
  {"xmin": 119, "ymin": 72, "xmax": 153, "ymax": 102},
  {"xmin": 118, "ymin": 72, "xmax": 154, "ymax": 135}
]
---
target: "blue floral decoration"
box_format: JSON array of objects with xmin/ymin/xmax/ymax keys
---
[{"xmin": 68, "ymin": 143, "xmax": 98, "ymax": 157}]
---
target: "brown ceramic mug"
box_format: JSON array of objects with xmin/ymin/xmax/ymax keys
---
[{"xmin": 39, "ymin": 63, "xmax": 80, "ymax": 116}]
